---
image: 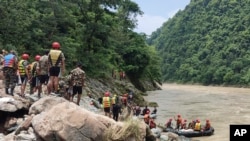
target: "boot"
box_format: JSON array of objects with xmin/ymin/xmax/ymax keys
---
[
  {"xmin": 10, "ymin": 88, "xmax": 14, "ymax": 96},
  {"xmin": 5, "ymin": 88, "xmax": 9, "ymax": 94}
]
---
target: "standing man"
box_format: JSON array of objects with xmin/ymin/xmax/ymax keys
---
[
  {"xmin": 3, "ymin": 50, "xmax": 18, "ymax": 95},
  {"xmin": 17, "ymin": 53, "xmax": 30, "ymax": 97},
  {"xmin": 38, "ymin": 50, "xmax": 49, "ymax": 95},
  {"xmin": 47, "ymin": 42, "xmax": 65, "ymax": 94},
  {"xmin": 103, "ymin": 91, "xmax": 111, "ymax": 117},
  {"xmin": 69, "ymin": 62, "xmax": 85, "ymax": 105},
  {"xmin": 30, "ymin": 55, "xmax": 41, "ymax": 97}
]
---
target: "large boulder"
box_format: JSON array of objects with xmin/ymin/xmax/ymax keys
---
[
  {"xmin": 31, "ymin": 101, "xmax": 116, "ymax": 141},
  {"xmin": 31, "ymin": 98, "xmax": 151, "ymax": 141},
  {"xmin": 0, "ymin": 97, "xmax": 30, "ymax": 112},
  {"xmin": 29, "ymin": 96, "xmax": 67, "ymax": 115}
]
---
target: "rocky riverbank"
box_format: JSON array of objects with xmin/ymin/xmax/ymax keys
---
[{"xmin": 0, "ymin": 76, "xmax": 162, "ymax": 141}]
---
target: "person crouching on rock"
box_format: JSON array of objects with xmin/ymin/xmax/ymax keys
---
[{"xmin": 103, "ymin": 91, "xmax": 111, "ymax": 118}]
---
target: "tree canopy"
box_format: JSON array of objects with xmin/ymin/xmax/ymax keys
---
[
  {"xmin": 0, "ymin": 0, "xmax": 162, "ymax": 90},
  {"xmin": 148, "ymin": 0, "xmax": 250, "ymax": 86}
]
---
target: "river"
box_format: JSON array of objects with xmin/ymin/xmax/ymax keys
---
[{"xmin": 144, "ymin": 83, "xmax": 250, "ymax": 141}]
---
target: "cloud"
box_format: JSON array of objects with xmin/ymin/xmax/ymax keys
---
[{"xmin": 134, "ymin": 14, "xmax": 167, "ymax": 35}]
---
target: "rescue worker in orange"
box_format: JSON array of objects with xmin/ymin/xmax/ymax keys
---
[
  {"xmin": 203, "ymin": 119, "xmax": 211, "ymax": 131},
  {"xmin": 144, "ymin": 111, "xmax": 150, "ymax": 125},
  {"xmin": 194, "ymin": 119, "xmax": 201, "ymax": 131},
  {"xmin": 103, "ymin": 91, "xmax": 111, "ymax": 118},
  {"xmin": 149, "ymin": 119, "xmax": 156, "ymax": 129},
  {"xmin": 174, "ymin": 114, "xmax": 182, "ymax": 130},
  {"xmin": 17, "ymin": 53, "xmax": 30, "ymax": 97},
  {"xmin": 47, "ymin": 42, "xmax": 65, "ymax": 94},
  {"xmin": 3, "ymin": 50, "xmax": 18, "ymax": 95},
  {"xmin": 165, "ymin": 118, "xmax": 173, "ymax": 128},
  {"xmin": 181, "ymin": 119, "xmax": 187, "ymax": 129},
  {"xmin": 121, "ymin": 93, "xmax": 128, "ymax": 107}
]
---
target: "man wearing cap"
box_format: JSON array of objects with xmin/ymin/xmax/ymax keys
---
[{"xmin": 69, "ymin": 61, "xmax": 85, "ymax": 105}]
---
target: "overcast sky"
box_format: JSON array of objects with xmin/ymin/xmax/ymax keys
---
[{"xmin": 132, "ymin": 0, "xmax": 190, "ymax": 35}]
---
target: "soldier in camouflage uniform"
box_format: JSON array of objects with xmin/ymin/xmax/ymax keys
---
[
  {"xmin": 3, "ymin": 50, "xmax": 18, "ymax": 95},
  {"xmin": 69, "ymin": 62, "xmax": 85, "ymax": 105}
]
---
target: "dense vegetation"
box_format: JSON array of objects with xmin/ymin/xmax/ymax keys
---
[
  {"xmin": 148, "ymin": 0, "xmax": 250, "ymax": 86},
  {"xmin": 0, "ymin": 0, "xmax": 162, "ymax": 91}
]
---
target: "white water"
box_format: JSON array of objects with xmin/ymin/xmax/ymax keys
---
[{"xmin": 145, "ymin": 83, "xmax": 250, "ymax": 141}]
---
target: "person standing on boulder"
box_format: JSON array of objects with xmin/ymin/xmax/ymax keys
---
[
  {"xmin": 103, "ymin": 91, "xmax": 111, "ymax": 117},
  {"xmin": 3, "ymin": 50, "xmax": 18, "ymax": 95},
  {"xmin": 38, "ymin": 50, "xmax": 49, "ymax": 95},
  {"xmin": 30, "ymin": 55, "xmax": 41, "ymax": 97},
  {"xmin": 69, "ymin": 62, "xmax": 85, "ymax": 105},
  {"xmin": 47, "ymin": 41, "xmax": 65, "ymax": 94},
  {"xmin": 112, "ymin": 102, "xmax": 121, "ymax": 121},
  {"xmin": 17, "ymin": 53, "xmax": 30, "ymax": 97}
]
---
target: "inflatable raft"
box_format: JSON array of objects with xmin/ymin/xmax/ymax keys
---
[
  {"xmin": 138, "ymin": 114, "xmax": 157, "ymax": 119},
  {"xmin": 163, "ymin": 127, "xmax": 214, "ymax": 137}
]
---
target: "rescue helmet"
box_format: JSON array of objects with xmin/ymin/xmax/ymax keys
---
[
  {"xmin": 104, "ymin": 91, "xmax": 110, "ymax": 97},
  {"xmin": 22, "ymin": 53, "xmax": 29, "ymax": 60},
  {"xmin": 52, "ymin": 42, "xmax": 60, "ymax": 49},
  {"xmin": 35, "ymin": 55, "xmax": 41, "ymax": 61}
]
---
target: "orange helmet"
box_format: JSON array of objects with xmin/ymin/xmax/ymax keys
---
[
  {"xmin": 35, "ymin": 55, "xmax": 41, "ymax": 61},
  {"xmin": 104, "ymin": 91, "xmax": 110, "ymax": 97},
  {"xmin": 22, "ymin": 53, "xmax": 29, "ymax": 60},
  {"xmin": 52, "ymin": 42, "xmax": 60, "ymax": 49}
]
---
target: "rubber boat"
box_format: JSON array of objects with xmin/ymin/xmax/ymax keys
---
[
  {"xmin": 138, "ymin": 113, "xmax": 157, "ymax": 119},
  {"xmin": 163, "ymin": 127, "xmax": 214, "ymax": 137}
]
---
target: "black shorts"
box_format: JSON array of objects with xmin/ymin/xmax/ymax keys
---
[
  {"xmin": 104, "ymin": 107, "xmax": 110, "ymax": 113},
  {"xmin": 73, "ymin": 86, "xmax": 82, "ymax": 95},
  {"xmin": 49, "ymin": 66, "xmax": 60, "ymax": 77},
  {"xmin": 20, "ymin": 75, "xmax": 28, "ymax": 84},
  {"xmin": 31, "ymin": 77, "xmax": 40, "ymax": 87},
  {"xmin": 39, "ymin": 75, "xmax": 49, "ymax": 84}
]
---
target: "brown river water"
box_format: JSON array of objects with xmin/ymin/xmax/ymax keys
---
[{"xmin": 144, "ymin": 83, "xmax": 250, "ymax": 141}]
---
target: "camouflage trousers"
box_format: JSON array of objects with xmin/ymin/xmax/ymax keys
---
[{"xmin": 3, "ymin": 67, "xmax": 17, "ymax": 89}]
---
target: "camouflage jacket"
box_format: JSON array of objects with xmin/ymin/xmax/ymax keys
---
[{"xmin": 70, "ymin": 67, "xmax": 85, "ymax": 87}]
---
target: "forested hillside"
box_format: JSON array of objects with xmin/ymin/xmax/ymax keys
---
[
  {"xmin": 148, "ymin": 0, "xmax": 250, "ymax": 86},
  {"xmin": 0, "ymin": 0, "xmax": 162, "ymax": 91}
]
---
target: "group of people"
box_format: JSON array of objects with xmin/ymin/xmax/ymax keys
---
[
  {"xmin": 165, "ymin": 114, "xmax": 212, "ymax": 132},
  {"xmin": 0, "ymin": 41, "xmax": 86, "ymax": 105},
  {"xmin": 101, "ymin": 91, "xmax": 122, "ymax": 121}
]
